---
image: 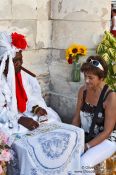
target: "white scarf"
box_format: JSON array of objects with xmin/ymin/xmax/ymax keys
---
[{"xmin": 0, "ymin": 32, "xmax": 20, "ymax": 115}]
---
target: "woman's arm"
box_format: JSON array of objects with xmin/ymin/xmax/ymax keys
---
[
  {"xmin": 72, "ymin": 86, "xmax": 85, "ymax": 127},
  {"xmin": 86, "ymin": 92, "xmax": 116, "ymax": 149}
]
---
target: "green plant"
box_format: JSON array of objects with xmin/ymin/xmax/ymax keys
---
[{"xmin": 96, "ymin": 31, "xmax": 116, "ymax": 91}]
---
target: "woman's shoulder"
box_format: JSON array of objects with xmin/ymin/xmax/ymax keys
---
[
  {"xmin": 104, "ymin": 86, "xmax": 116, "ymax": 99},
  {"xmin": 78, "ymin": 85, "xmax": 86, "ymax": 97},
  {"xmin": 104, "ymin": 88, "xmax": 116, "ymax": 106},
  {"xmin": 106, "ymin": 91, "xmax": 116, "ymax": 100}
]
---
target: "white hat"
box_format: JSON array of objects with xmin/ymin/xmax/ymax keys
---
[{"xmin": 0, "ymin": 31, "xmax": 27, "ymax": 115}]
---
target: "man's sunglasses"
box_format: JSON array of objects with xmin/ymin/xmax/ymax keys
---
[{"xmin": 89, "ymin": 59, "xmax": 104, "ymax": 71}]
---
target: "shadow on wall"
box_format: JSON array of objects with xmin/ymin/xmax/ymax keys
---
[{"xmin": 49, "ymin": 93, "xmax": 76, "ymax": 124}]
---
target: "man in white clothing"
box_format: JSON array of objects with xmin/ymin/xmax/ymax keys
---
[
  {"xmin": 0, "ymin": 32, "xmax": 85, "ymax": 175},
  {"xmin": 0, "ymin": 31, "xmax": 61, "ymax": 134}
]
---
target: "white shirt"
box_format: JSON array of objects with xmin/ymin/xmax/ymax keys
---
[{"xmin": 0, "ymin": 71, "xmax": 61, "ymax": 135}]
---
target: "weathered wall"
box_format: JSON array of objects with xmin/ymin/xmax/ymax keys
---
[{"xmin": 0, "ymin": 0, "xmax": 111, "ymax": 123}]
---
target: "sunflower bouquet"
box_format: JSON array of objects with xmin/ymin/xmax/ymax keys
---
[{"xmin": 66, "ymin": 43, "xmax": 87, "ymax": 64}]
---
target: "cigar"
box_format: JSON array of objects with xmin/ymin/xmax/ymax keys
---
[{"xmin": 21, "ymin": 66, "xmax": 36, "ymax": 77}]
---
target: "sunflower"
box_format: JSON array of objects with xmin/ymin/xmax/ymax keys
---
[
  {"xmin": 65, "ymin": 43, "xmax": 87, "ymax": 64},
  {"xmin": 78, "ymin": 45, "xmax": 87, "ymax": 55},
  {"xmin": 71, "ymin": 44, "xmax": 80, "ymax": 55}
]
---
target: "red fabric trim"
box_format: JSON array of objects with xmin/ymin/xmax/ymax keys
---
[{"xmin": 15, "ymin": 72, "xmax": 28, "ymax": 112}]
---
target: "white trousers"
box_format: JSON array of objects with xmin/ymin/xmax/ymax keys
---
[{"xmin": 80, "ymin": 140, "xmax": 116, "ymax": 175}]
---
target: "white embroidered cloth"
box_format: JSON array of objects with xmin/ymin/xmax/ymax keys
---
[{"xmin": 11, "ymin": 122, "xmax": 84, "ymax": 175}]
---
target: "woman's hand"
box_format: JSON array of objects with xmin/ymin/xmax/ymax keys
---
[{"xmin": 18, "ymin": 116, "xmax": 39, "ymax": 130}]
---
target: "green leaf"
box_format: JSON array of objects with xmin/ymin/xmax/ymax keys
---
[
  {"xmin": 102, "ymin": 53, "xmax": 110, "ymax": 62},
  {"xmin": 108, "ymin": 48, "xmax": 116, "ymax": 60},
  {"xmin": 96, "ymin": 31, "xmax": 116, "ymax": 90},
  {"xmin": 96, "ymin": 44, "xmax": 107, "ymax": 54},
  {"xmin": 105, "ymin": 31, "xmax": 116, "ymax": 43},
  {"xmin": 102, "ymin": 40, "xmax": 111, "ymax": 48}
]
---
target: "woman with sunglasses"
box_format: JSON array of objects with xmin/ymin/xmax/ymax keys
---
[{"xmin": 72, "ymin": 55, "xmax": 116, "ymax": 175}]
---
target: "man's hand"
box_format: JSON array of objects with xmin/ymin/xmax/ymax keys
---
[
  {"xmin": 18, "ymin": 117, "xmax": 39, "ymax": 130},
  {"xmin": 36, "ymin": 107, "xmax": 47, "ymax": 116}
]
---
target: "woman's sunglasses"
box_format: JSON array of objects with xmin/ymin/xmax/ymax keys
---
[{"xmin": 89, "ymin": 59, "xmax": 104, "ymax": 71}]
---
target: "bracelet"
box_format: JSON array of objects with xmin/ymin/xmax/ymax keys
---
[
  {"xmin": 32, "ymin": 105, "xmax": 40, "ymax": 115},
  {"xmin": 86, "ymin": 143, "xmax": 91, "ymax": 150},
  {"xmin": 34, "ymin": 106, "xmax": 40, "ymax": 115}
]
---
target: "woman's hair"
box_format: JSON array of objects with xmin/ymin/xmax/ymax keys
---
[{"xmin": 81, "ymin": 55, "xmax": 108, "ymax": 79}]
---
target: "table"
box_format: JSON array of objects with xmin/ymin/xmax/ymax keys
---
[{"xmin": 8, "ymin": 122, "xmax": 84, "ymax": 175}]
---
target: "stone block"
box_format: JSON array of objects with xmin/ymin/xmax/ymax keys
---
[
  {"xmin": 36, "ymin": 20, "xmax": 52, "ymax": 48},
  {"xmin": 51, "ymin": 0, "xmax": 111, "ymax": 21},
  {"xmin": 49, "ymin": 61, "xmax": 72, "ymax": 81},
  {"xmin": 29, "ymin": 65, "xmax": 49, "ymax": 77},
  {"xmin": 11, "ymin": 20, "xmax": 37, "ymax": 49},
  {"xmin": 23, "ymin": 49, "xmax": 51, "ymax": 65},
  {"xmin": 37, "ymin": 74, "xmax": 50, "ymax": 104},
  {"xmin": 22, "ymin": 49, "xmax": 51, "ymax": 76},
  {"xmin": 0, "ymin": 0, "xmax": 12, "ymax": 19},
  {"xmin": 37, "ymin": 0, "xmax": 50, "ymax": 20},
  {"xmin": 52, "ymin": 21, "xmax": 110, "ymax": 49},
  {"xmin": 49, "ymin": 92, "xmax": 77, "ymax": 123},
  {"xmin": 50, "ymin": 76, "xmax": 83, "ymax": 97},
  {"xmin": 51, "ymin": 49, "xmax": 65, "ymax": 62},
  {"xmin": 12, "ymin": 0, "xmax": 37, "ymax": 19},
  {"xmin": 0, "ymin": 21, "xmax": 11, "ymax": 31}
]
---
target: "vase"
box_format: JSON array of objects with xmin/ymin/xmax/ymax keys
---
[{"xmin": 71, "ymin": 62, "xmax": 81, "ymax": 82}]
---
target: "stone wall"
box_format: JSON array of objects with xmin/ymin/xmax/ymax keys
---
[{"xmin": 0, "ymin": 0, "xmax": 111, "ymax": 123}]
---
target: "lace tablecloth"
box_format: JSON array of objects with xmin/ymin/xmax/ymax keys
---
[{"xmin": 9, "ymin": 122, "xmax": 84, "ymax": 175}]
